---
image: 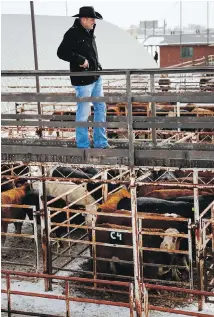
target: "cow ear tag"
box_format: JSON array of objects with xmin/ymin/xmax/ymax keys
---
[{"xmin": 192, "ymin": 207, "xmax": 195, "ymax": 212}]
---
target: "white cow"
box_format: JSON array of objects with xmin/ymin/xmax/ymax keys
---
[
  {"xmin": 160, "ymin": 228, "xmax": 180, "ymax": 251},
  {"xmin": 45, "ymin": 182, "xmax": 96, "ymax": 207}
]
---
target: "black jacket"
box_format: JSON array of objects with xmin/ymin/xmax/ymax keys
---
[{"xmin": 57, "ymin": 18, "xmax": 102, "ymax": 86}]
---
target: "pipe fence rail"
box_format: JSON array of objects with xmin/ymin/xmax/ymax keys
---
[
  {"xmin": 2, "ymin": 68, "xmax": 214, "ymax": 168},
  {"xmin": 1, "ymin": 270, "xmax": 214, "ymax": 317}
]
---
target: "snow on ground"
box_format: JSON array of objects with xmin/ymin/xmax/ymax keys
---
[
  {"xmin": 1, "ymin": 250, "xmax": 214, "ymax": 317},
  {"xmin": 1, "ymin": 278, "xmax": 131, "ymax": 317},
  {"xmin": 1, "ymin": 275, "xmax": 214, "ymax": 317}
]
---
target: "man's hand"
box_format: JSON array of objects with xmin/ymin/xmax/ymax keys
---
[{"xmin": 79, "ymin": 59, "xmax": 89, "ymax": 68}]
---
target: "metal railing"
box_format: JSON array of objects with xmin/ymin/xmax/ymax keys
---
[{"xmin": 1, "ymin": 67, "xmax": 214, "ymax": 168}]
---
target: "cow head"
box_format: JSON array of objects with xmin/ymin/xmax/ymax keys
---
[{"xmin": 160, "ymin": 228, "xmax": 180, "ymax": 251}]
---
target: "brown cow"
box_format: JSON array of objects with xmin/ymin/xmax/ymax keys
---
[
  {"xmin": 1, "ymin": 183, "xmax": 31, "ymax": 245},
  {"xmin": 93, "ymin": 209, "xmax": 187, "ymax": 280},
  {"xmin": 98, "ymin": 188, "xmax": 131, "ymax": 212},
  {"xmin": 137, "ymin": 178, "xmax": 214, "ymax": 197},
  {"xmin": 145, "ymin": 189, "xmax": 212, "ymax": 199},
  {"xmin": 174, "ymin": 170, "xmax": 214, "ymax": 179}
]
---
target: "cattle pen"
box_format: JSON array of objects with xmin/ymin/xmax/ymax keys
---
[{"xmin": 1, "ymin": 65, "xmax": 214, "ymax": 317}]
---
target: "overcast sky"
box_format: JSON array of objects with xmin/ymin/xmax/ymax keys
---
[{"xmin": 1, "ymin": 0, "xmax": 214, "ymax": 29}]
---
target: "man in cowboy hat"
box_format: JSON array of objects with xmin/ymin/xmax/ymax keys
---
[{"xmin": 57, "ymin": 6, "xmax": 111, "ymax": 149}]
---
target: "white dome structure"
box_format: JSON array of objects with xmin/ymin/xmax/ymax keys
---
[{"xmin": 1, "ymin": 14, "xmax": 157, "ymax": 70}]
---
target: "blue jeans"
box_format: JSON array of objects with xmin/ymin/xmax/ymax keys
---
[{"xmin": 74, "ymin": 76, "xmax": 108, "ymax": 148}]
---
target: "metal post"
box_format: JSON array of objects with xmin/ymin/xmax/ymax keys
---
[
  {"xmin": 180, "ymin": 1, "xmax": 183, "ymax": 65},
  {"xmin": 139, "ymin": 218, "xmax": 143, "ymax": 279},
  {"xmin": 126, "ymin": 71, "xmax": 135, "ymax": 167},
  {"xmin": 6, "ymin": 274, "xmax": 11, "ymax": 317},
  {"xmin": 143, "ymin": 283, "xmax": 149, "ymax": 317},
  {"xmin": 130, "ymin": 173, "xmax": 142, "ymax": 317},
  {"xmin": 65, "ymin": 281, "xmax": 71, "ymax": 317},
  {"xmin": 86, "ymin": 204, "xmax": 97, "ymax": 287},
  {"xmin": 30, "ymin": 1, "xmax": 41, "ymax": 116},
  {"xmin": 150, "ymin": 74, "xmax": 157, "ymax": 145},
  {"xmin": 39, "ymin": 181, "xmax": 52, "ymax": 291},
  {"xmin": 211, "ymin": 206, "xmax": 214, "ymax": 251},
  {"xmin": 177, "ymin": 102, "xmax": 181, "ymax": 133},
  {"xmin": 102, "ymin": 169, "xmax": 108, "ymax": 202},
  {"xmin": 129, "ymin": 283, "xmax": 134, "ymax": 317},
  {"xmin": 207, "ymin": 1, "xmax": 209, "ymax": 65},
  {"xmin": 30, "ymin": 2, "xmax": 51, "ymax": 288},
  {"xmin": 44, "ymin": 180, "xmax": 52, "ymax": 290},
  {"xmin": 188, "ymin": 219, "xmax": 194, "ymax": 291},
  {"xmin": 193, "ymin": 170, "xmax": 204, "ymax": 310},
  {"xmin": 33, "ymin": 206, "xmax": 40, "ymax": 273}
]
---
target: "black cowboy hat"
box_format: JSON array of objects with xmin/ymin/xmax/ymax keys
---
[{"xmin": 72, "ymin": 6, "xmax": 103, "ymax": 19}]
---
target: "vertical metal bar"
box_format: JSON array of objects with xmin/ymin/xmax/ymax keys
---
[
  {"xmin": 40, "ymin": 181, "xmax": 52, "ymax": 291},
  {"xmin": 202, "ymin": 219, "xmax": 208, "ymax": 296},
  {"xmin": 39, "ymin": 181, "xmax": 46, "ymax": 273},
  {"xmin": 15, "ymin": 102, "xmax": 20, "ymax": 136},
  {"xmin": 43, "ymin": 179, "xmax": 52, "ymax": 290},
  {"xmin": 86, "ymin": 204, "xmax": 97, "ymax": 287},
  {"xmin": 6, "ymin": 274, "xmax": 11, "ymax": 317},
  {"xmin": 180, "ymin": 1, "xmax": 183, "ymax": 65},
  {"xmin": 177, "ymin": 102, "xmax": 181, "ymax": 133},
  {"xmin": 150, "ymin": 74, "xmax": 157, "ymax": 146},
  {"xmin": 201, "ymin": 219, "xmax": 206, "ymax": 251},
  {"xmin": 102, "ymin": 169, "xmax": 108, "ymax": 202},
  {"xmin": 129, "ymin": 283, "xmax": 134, "ymax": 317},
  {"xmin": 130, "ymin": 173, "xmax": 142, "ymax": 317},
  {"xmin": 207, "ymin": 1, "xmax": 209, "ymax": 65},
  {"xmin": 139, "ymin": 218, "xmax": 143, "ymax": 279},
  {"xmin": 65, "ymin": 195, "xmax": 71, "ymax": 251},
  {"xmin": 30, "ymin": 1, "xmax": 41, "ymax": 115},
  {"xmin": 30, "ymin": 1, "xmax": 52, "ymax": 287},
  {"xmin": 143, "ymin": 283, "xmax": 149, "ymax": 317},
  {"xmin": 30, "ymin": 7, "xmax": 50, "ymax": 280},
  {"xmin": 33, "ymin": 206, "xmax": 39, "ymax": 273},
  {"xmin": 193, "ymin": 170, "xmax": 204, "ymax": 311},
  {"xmin": 188, "ymin": 219, "xmax": 194, "ymax": 291},
  {"xmin": 211, "ymin": 206, "xmax": 214, "ymax": 251},
  {"xmin": 164, "ymin": 19, "xmax": 166, "ymax": 35},
  {"xmin": 46, "ymin": 205, "xmax": 52, "ymax": 267},
  {"xmin": 65, "ymin": 281, "xmax": 71, "ymax": 317},
  {"xmin": 126, "ymin": 71, "xmax": 134, "ymax": 167}
]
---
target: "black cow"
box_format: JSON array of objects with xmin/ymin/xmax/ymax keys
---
[
  {"xmin": 87, "ymin": 182, "xmax": 122, "ymax": 203},
  {"xmin": 21, "ymin": 189, "xmax": 40, "ymax": 223},
  {"xmin": 172, "ymin": 195, "xmax": 214, "ymax": 216},
  {"xmin": 51, "ymin": 166, "xmax": 95, "ymax": 179},
  {"xmin": 50, "ymin": 166, "xmax": 117, "ymax": 180},
  {"xmin": 117, "ymin": 197, "xmax": 193, "ymax": 218},
  {"xmin": 1, "ymin": 177, "xmax": 14, "ymax": 192}
]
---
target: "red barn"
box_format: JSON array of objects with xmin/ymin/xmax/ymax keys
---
[{"xmin": 159, "ymin": 33, "xmax": 214, "ymax": 67}]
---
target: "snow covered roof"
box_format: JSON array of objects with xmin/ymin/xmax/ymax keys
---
[
  {"xmin": 159, "ymin": 33, "xmax": 214, "ymax": 46},
  {"xmin": 141, "ymin": 36, "xmax": 165, "ymax": 46},
  {"xmin": 1, "ymin": 14, "xmax": 158, "ymax": 70}
]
